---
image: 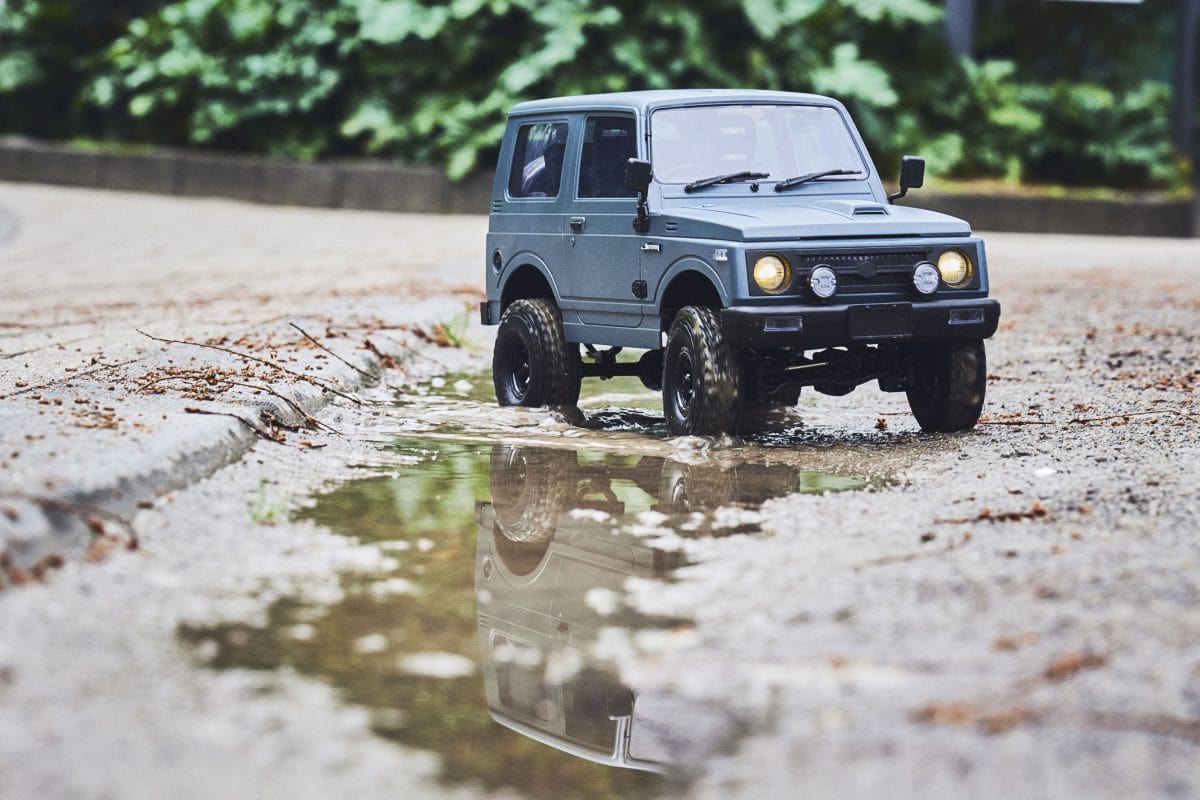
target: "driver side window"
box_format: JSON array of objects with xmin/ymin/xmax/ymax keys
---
[{"xmin": 578, "ymin": 116, "xmax": 637, "ymax": 198}]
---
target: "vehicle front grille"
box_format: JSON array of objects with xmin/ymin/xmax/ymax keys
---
[{"xmin": 792, "ymin": 251, "xmax": 929, "ymax": 294}]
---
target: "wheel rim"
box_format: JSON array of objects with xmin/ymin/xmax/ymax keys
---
[
  {"xmin": 672, "ymin": 350, "xmax": 695, "ymax": 418},
  {"xmin": 503, "ymin": 447, "xmax": 528, "ymax": 487},
  {"xmin": 506, "ymin": 341, "xmax": 532, "ymax": 401}
]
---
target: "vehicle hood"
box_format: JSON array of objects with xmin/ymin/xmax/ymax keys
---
[{"xmin": 664, "ymin": 198, "xmax": 970, "ymax": 241}]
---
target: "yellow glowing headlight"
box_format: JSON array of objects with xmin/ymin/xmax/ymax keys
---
[
  {"xmin": 937, "ymin": 249, "xmax": 972, "ymax": 287},
  {"xmin": 753, "ymin": 254, "xmax": 791, "ymax": 293}
]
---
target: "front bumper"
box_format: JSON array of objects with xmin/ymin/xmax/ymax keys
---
[{"xmin": 720, "ymin": 297, "xmax": 1000, "ymax": 350}]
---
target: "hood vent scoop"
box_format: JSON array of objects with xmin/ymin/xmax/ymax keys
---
[
  {"xmin": 808, "ymin": 199, "xmax": 891, "ymax": 218},
  {"xmin": 664, "ymin": 220, "xmax": 679, "ymax": 233}
]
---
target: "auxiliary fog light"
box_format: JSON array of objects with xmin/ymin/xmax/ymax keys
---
[
  {"xmin": 753, "ymin": 254, "xmax": 791, "ymax": 293},
  {"xmin": 809, "ymin": 265, "xmax": 838, "ymax": 299},
  {"xmin": 937, "ymin": 249, "xmax": 972, "ymax": 287},
  {"xmin": 913, "ymin": 261, "xmax": 940, "ymax": 295}
]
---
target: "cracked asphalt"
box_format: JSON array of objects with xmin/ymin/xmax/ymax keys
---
[{"xmin": 0, "ymin": 181, "xmax": 1198, "ymax": 798}]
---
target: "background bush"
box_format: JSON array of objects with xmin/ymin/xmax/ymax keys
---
[{"xmin": 0, "ymin": 0, "xmax": 1189, "ymax": 188}]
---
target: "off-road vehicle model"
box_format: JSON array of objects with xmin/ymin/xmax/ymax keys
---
[{"xmin": 481, "ymin": 90, "xmax": 1000, "ymax": 435}]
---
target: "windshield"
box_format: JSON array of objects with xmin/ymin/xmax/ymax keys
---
[{"xmin": 650, "ymin": 104, "xmax": 867, "ymax": 186}]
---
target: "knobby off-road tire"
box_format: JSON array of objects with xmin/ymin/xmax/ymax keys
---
[
  {"xmin": 493, "ymin": 298, "xmax": 582, "ymax": 407},
  {"xmin": 658, "ymin": 459, "xmax": 737, "ymax": 514},
  {"xmin": 662, "ymin": 306, "xmax": 742, "ymax": 436},
  {"xmin": 906, "ymin": 340, "xmax": 987, "ymax": 432},
  {"xmin": 488, "ymin": 444, "xmax": 576, "ymax": 576}
]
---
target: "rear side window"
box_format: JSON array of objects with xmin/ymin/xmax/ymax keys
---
[
  {"xmin": 508, "ymin": 121, "xmax": 569, "ymax": 198},
  {"xmin": 578, "ymin": 116, "xmax": 637, "ymax": 198}
]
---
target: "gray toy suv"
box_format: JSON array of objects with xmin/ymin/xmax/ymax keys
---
[{"xmin": 480, "ymin": 90, "xmax": 1000, "ymax": 435}]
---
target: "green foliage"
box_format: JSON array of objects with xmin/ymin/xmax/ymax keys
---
[
  {"xmin": 84, "ymin": 0, "xmax": 349, "ymax": 156},
  {"xmin": 898, "ymin": 58, "xmax": 1045, "ymax": 181},
  {"xmin": 0, "ymin": 0, "xmax": 1188, "ymax": 188},
  {"xmin": 0, "ymin": 5, "xmax": 42, "ymax": 93},
  {"xmin": 885, "ymin": 57, "xmax": 1179, "ymax": 188},
  {"xmin": 0, "ymin": 0, "xmax": 170, "ymax": 138},
  {"xmin": 974, "ymin": 0, "xmax": 1176, "ymax": 88},
  {"xmin": 1023, "ymin": 80, "xmax": 1179, "ymax": 188}
]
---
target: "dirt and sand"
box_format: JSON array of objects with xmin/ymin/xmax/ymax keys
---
[{"xmin": 1, "ymin": 181, "xmax": 1198, "ymax": 798}]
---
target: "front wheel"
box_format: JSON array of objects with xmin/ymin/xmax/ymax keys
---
[
  {"xmin": 493, "ymin": 298, "xmax": 581, "ymax": 407},
  {"xmin": 662, "ymin": 306, "xmax": 741, "ymax": 436},
  {"xmin": 906, "ymin": 340, "xmax": 987, "ymax": 432}
]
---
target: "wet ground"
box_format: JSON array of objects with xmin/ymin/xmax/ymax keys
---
[
  {"xmin": 178, "ymin": 373, "xmax": 879, "ymax": 795},
  {"xmin": 166, "ymin": 299, "xmax": 1200, "ymax": 795}
]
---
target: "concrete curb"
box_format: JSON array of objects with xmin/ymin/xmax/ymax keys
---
[
  {"xmin": 0, "ymin": 138, "xmax": 494, "ymax": 215},
  {"xmin": 2, "ymin": 137, "xmax": 1196, "ymax": 235},
  {"xmin": 898, "ymin": 192, "xmax": 1197, "ymax": 239},
  {"xmin": 0, "ymin": 339, "xmax": 379, "ymax": 571},
  {"xmin": 0, "ymin": 298, "xmax": 468, "ymax": 574}
]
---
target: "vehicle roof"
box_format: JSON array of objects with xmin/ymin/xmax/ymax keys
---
[{"xmin": 509, "ymin": 89, "xmax": 840, "ymax": 116}]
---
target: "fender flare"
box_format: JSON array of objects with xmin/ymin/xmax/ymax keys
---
[
  {"xmin": 498, "ymin": 253, "xmax": 564, "ymax": 307},
  {"xmin": 654, "ymin": 256, "xmax": 731, "ymax": 308}
]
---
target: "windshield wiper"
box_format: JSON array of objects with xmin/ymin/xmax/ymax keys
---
[
  {"xmin": 684, "ymin": 170, "xmax": 770, "ymax": 193},
  {"xmin": 774, "ymin": 168, "xmax": 861, "ymax": 192}
]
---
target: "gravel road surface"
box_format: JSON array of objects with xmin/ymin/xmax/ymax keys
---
[{"xmin": 1, "ymin": 181, "xmax": 1197, "ymax": 799}]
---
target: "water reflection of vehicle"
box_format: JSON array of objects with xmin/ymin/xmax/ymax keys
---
[
  {"xmin": 477, "ymin": 444, "xmax": 675, "ymax": 773},
  {"xmin": 476, "ymin": 443, "xmax": 843, "ymax": 774},
  {"xmin": 488, "ymin": 438, "xmax": 862, "ymax": 529}
]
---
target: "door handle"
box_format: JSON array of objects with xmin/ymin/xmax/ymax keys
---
[{"xmin": 569, "ymin": 216, "xmax": 586, "ymax": 233}]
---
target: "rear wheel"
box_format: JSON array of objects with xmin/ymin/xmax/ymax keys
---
[
  {"xmin": 906, "ymin": 340, "xmax": 987, "ymax": 432},
  {"xmin": 493, "ymin": 298, "xmax": 581, "ymax": 407},
  {"xmin": 662, "ymin": 306, "xmax": 741, "ymax": 436}
]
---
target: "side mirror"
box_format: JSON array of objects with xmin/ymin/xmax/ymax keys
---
[
  {"xmin": 625, "ymin": 159, "xmax": 652, "ymax": 234},
  {"xmin": 624, "ymin": 158, "xmax": 652, "ymax": 195},
  {"xmin": 888, "ymin": 155, "xmax": 925, "ymax": 203}
]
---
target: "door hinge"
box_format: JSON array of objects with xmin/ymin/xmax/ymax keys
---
[{"xmin": 632, "ymin": 280, "xmax": 648, "ymax": 299}]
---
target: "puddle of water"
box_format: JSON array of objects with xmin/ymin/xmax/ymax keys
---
[
  {"xmin": 403, "ymin": 367, "xmax": 666, "ymax": 438},
  {"xmin": 416, "ymin": 371, "xmax": 498, "ymax": 404},
  {"xmin": 417, "ymin": 368, "xmax": 660, "ymax": 412},
  {"xmin": 403, "ymin": 366, "xmax": 925, "ymax": 452},
  {"xmin": 181, "ymin": 438, "xmax": 869, "ymax": 795}
]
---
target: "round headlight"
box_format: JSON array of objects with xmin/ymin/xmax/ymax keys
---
[
  {"xmin": 753, "ymin": 255, "xmax": 790, "ymax": 293},
  {"xmin": 937, "ymin": 250, "xmax": 972, "ymax": 287},
  {"xmin": 809, "ymin": 265, "xmax": 837, "ymax": 299},
  {"xmin": 913, "ymin": 261, "xmax": 939, "ymax": 295}
]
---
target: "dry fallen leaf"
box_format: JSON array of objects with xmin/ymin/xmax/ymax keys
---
[
  {"xmin": 1043, "ymin": 651, "xmax": 1107, "ymax": 681},
  {"xmin": 994, "ymin": 631, "xmax": 1040, "ymax": 652}
]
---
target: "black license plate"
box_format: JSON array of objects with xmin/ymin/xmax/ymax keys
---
[{"xmin": 848, "ymin": 303, "xmax": 913, "ymax": 339}]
